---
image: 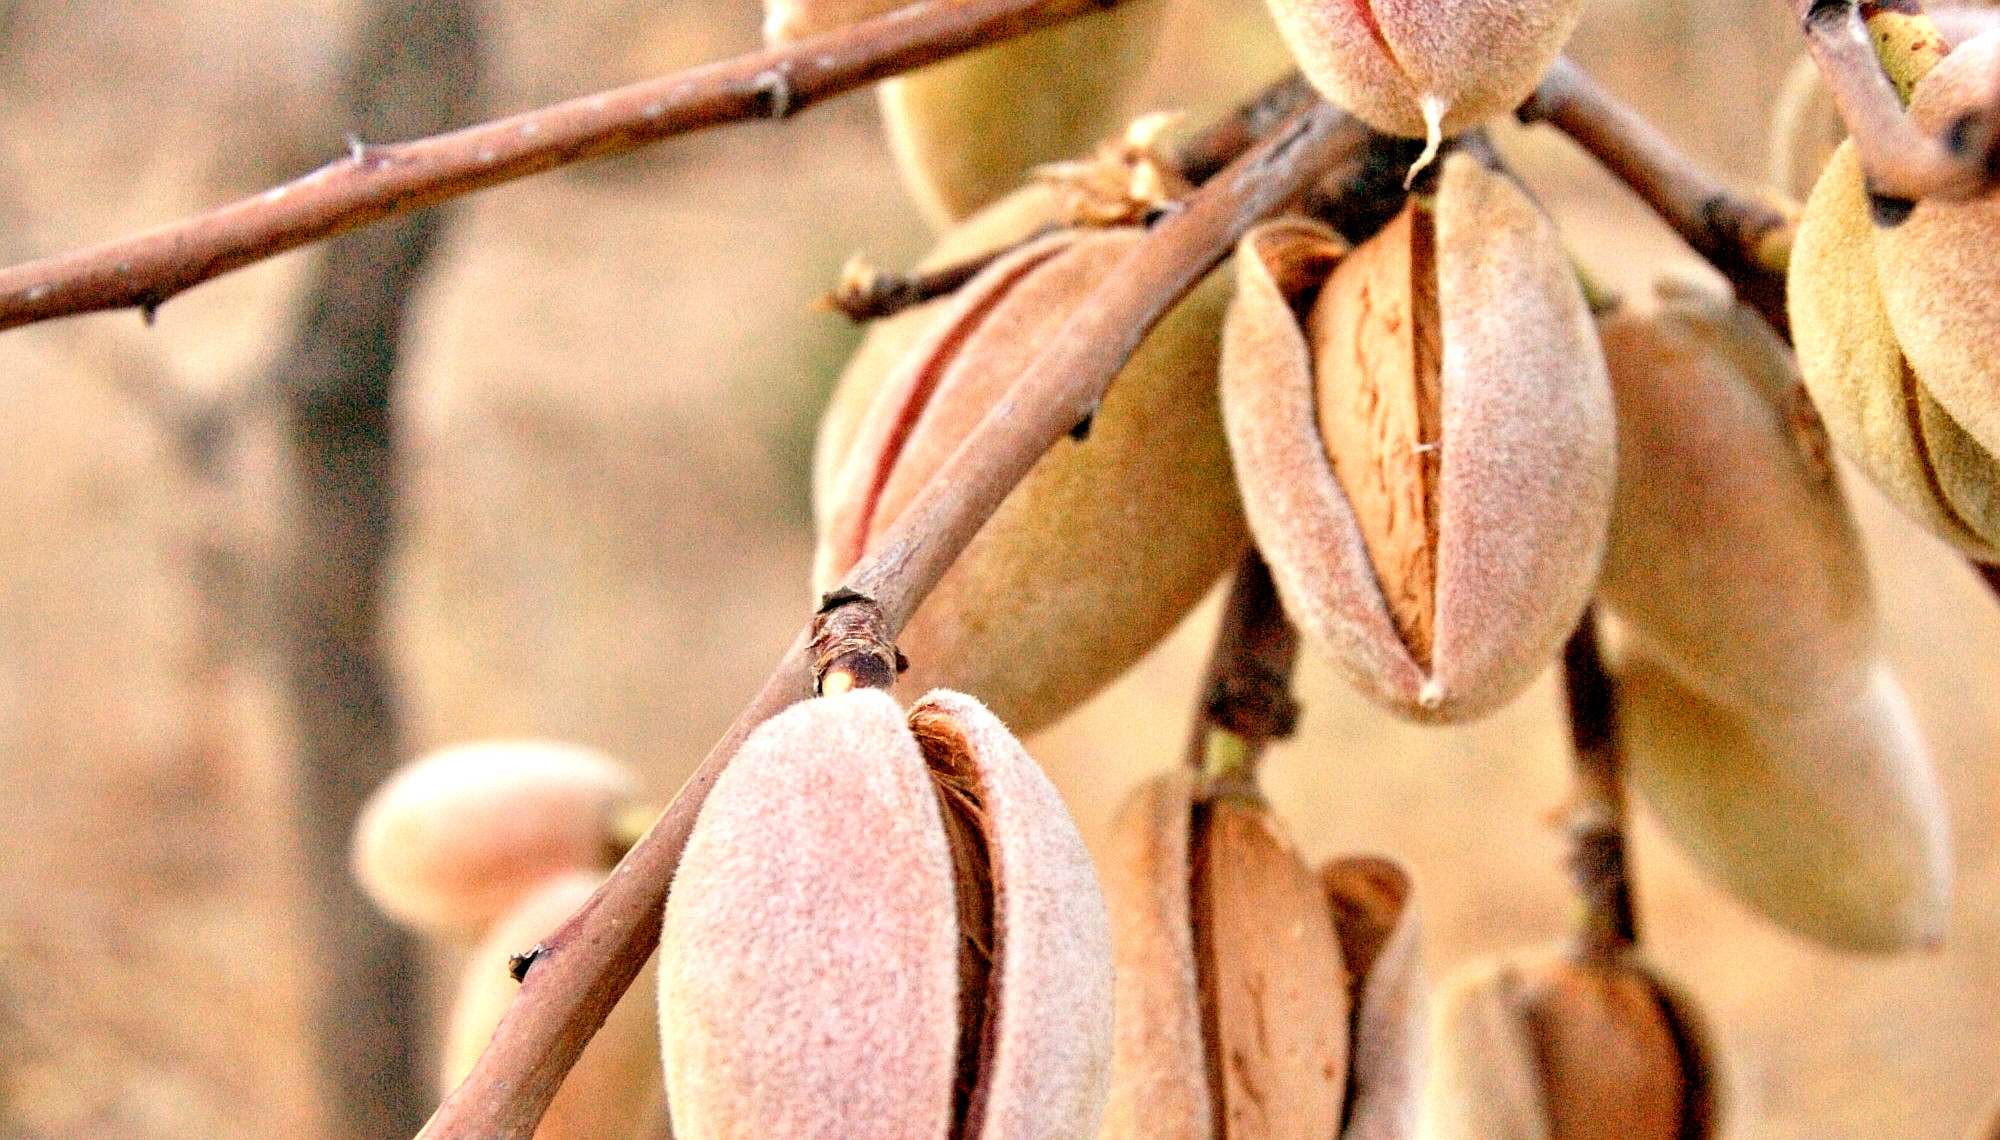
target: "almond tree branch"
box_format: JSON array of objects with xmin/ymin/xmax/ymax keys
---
[
  {"xmin": 1519, "ymin": 55, "xmax": 1795, "ymax": 338},
  {"xmin": 416, "ymin": 94, "xmax": 1374, "ymax": 1140},
  {"xmin": 0, "ymin": 0, "xmax": 1143, "ymax": 332},
  {"xmin": 1796, "ymin": 0, "xmax": 2000, "ymax": 205},
  {"xmin": 1561, "ymin": 608, "xmax": 1639, "ymax": 965}
]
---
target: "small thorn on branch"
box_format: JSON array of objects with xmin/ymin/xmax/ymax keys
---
[{"xmin": 819, "ymin": 245, "xmax": 1024, "ymax": 322}]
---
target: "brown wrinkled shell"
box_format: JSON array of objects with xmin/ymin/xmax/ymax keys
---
[
  {"xmin": 1876, "ymin": 29, "xmax": 2000, "ymax": 459},
  {"xmin": 1423, "ymin": 950, "xmax": 1716, "ymax": 1140},
  {"xmin": 351, "ymin": 740, "xmax": 635, "ymax": 935},
  {"xmin": 1322, "ymin": 857, "xmax": 1427, "ymax": 1140},
  {"xmin": 1601, "ymin": 291, "xmax": 1954, "ymax": 952},
  {"xmin": 815, "ymin": 209, "xmax": 1245, "ymax": 736},
  {"xmin": 657, "ymin": 688, "xmax": 1113, "ymax": 1140},
  {"xmin": 1263, "ymin": 0, "xmax": 1583, "ymax": 139},
  {"xmin": 1222, "ymin": 154, "xmax": 1615, "ymax": 722},
  {"xmin": 1099, "ymin": 774, "xmax": 1424, "ymax": 1140},
  {"xmin": 445, "ymin": 873, "xmax": 667, "ymax": 1140},
  {"xmin": 1789, "ymin": 140, "xmax": 2000, "ymax": 557}
]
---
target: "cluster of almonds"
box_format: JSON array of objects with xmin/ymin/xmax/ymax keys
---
[{"xmin": 347, "ymin": 0, "xmax": 2000, "ymax": 1136}]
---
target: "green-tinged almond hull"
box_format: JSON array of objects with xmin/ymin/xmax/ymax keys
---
[{"xmin": 815, "ymin": 201, "xmax": 1245, "ymax": 736}]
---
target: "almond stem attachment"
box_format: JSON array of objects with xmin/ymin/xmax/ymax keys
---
[
  {"xmin": 1560, "ymin": 610, "xmax": 1639, "ymax": 964},
  {"xmin": 1185, "ymin": 549, "xmax": 1302, "ymax": 789},
  {"xmin": 812, "ymin": 589, "xmax": 906, "ymax": 694}
]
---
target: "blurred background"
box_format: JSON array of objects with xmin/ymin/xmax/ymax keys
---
[{"xmin": 0, "ymin": 0, "xmax": 1996, "ymax": 1136}]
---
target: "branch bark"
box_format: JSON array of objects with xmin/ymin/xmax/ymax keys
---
[
  {"xmin": 0, "ymin": 0, "xmax": 1143, "ymax": 332},
  {"xmin": 415, "ymin": 94, "xmax": 1372, "ymax": 1140},
  {"xmin": 1796, "ymin": 0, "xmax": 2000, "ymax": 205},
  {"xmin": 1184, "ymin": 548, "xmax": 1301, "ymax": 790},
  {"xmin": 1519, "ymin": 55, "xmax": 1795, "ymax": 337},
  {"xmin": 1559, "ymin": 609, "xmax": 1639, "ymax": 965}
]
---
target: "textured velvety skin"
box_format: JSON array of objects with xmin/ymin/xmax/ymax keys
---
[
  {"xmin": 880, "ymin": 1, "xmax": 1169, "ymax": 230},
  {"xmin": 1599, "ymin": 294, "xmax": 1952, "ymax": 952},
  {"xmin": 1222, "ymin": 156, "xmax": 1614, "ymax": 722},
  {"xmin": 1323, "ymin": 857, "xmax": 1426, "ymax": 1140},
  {"xmin": 1790, "ymin": 140, "xmax": 2000, "ymax": 556},
  {"xmin": 909, "ymin": 691, "xmax": 1115, "ymax": 1140},
  {"xmin": 658, "ymin": 690, "xmax": 959, "ymax": 1139},
  {"xmin": 1616, "ymin": 654, "xmax": 1950, "ymax": 952},
  {"xmin": 1264, "ymin": 0, "xmax": 1582, "ymax": 138},
  {"xmin": 1098, "ymin": 770, "xmax": 1210, "ymax": 1140},
  {"xmin": 446, "ymin": 873, "xmax": 668, "ymax": 1140},
  {"xmin": 351, "ymin": 740, "xmax": 635, "ymax": 934},
  {"xmin": 1877, "ymin": 31, "xmax": 2000, "ymax": 458},
  {"xmin": 815, "ymin": 221, "xmax": 1246, "ymax": 736},
  {"xmin": 1422, "ymin": 955, "xmax": 1551, "ymax": 1140}
]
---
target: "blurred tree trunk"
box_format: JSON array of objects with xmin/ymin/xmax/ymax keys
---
[{"xmin": 272, "ymin": 1, "xmax": 481, "ymax": 1136}]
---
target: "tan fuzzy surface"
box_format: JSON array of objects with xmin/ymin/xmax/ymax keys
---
[
  {"xmin": 817, "ymin": 228, "xmax": 1246, "ymax": 735},
  {"xmin": 910, "ymin": 690, "xmax": 1114, "ymax": 1140},
  {"xmin": 1516, "ymin": 956, "xmax": 1687, "ymax": 1140},
  {"xmin": 1876, "ymin": 29, "xmax": 2000, "ymax": 460},
  {"xmin": 880, "ymin": 0, "xmax": 1169, "ymax": 229},
  {"xmin": 1597, "ymin": 291, "xmax": 1873, "ymax": 713},
  {"xmin": 1224, "ymin": 158, "xmax": 1613, "ymax": 724},
  {"xmin": 350, "ymin": 740, "xmax": 636, "ymax": 935},
  {"xmin": 1422, "ymin": 956, "xmax": 1553, "ymax": 1140},
  {"xmin": 1615, "ymin": 652, "xmax": 1952, "ymax": 952},
  {"xmin": 1789, "ymin": 140, "xmax": 2000, "ymax": 556},
  {"xmin": 1098, "ymin": 770, "xmax": 1210, "ymax": 1140},
  {"xmin": 444, "ymin": 873, "xmax": 667, "ymax": 1140},
  {"xmin": 1196, "ymin": 798, "xmax": 1349, "ymax": 1139},
  {"xmin": 657, "ymin": 689, "xmax": 958, "ymax": 1139},
  {"xmin": 1264, "ymin": 0, "xmax": 1583, "ymax": 138},
  {"xmin": 1323, "ymin": 857, "xmax": 1426, "ymax": 1140}
]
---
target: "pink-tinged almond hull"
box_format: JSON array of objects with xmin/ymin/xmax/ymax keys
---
[
  {"xmin": 351, "ymin": 740, "xmax": 635, "ymax": 935},
  {"xmin": 1323, "ymin": 857, "xmax": 1426, "ymax": 1140},
  {"xmin": 445, "ymin": 872, "xmax": 667, "ymax": 1140},
  {"xmin": 1597, "ymin": 293, "xmax": 1873, "ymax": 712},
  {"xmin": 1223, "ymin": 155, "xmax": 1614, "ymax": 722},
  {"xmin": 911, "ymin": 690, "xmax": 1114, "ymax": 1139},
  {"xmin": 1617, "ymin": 652, "xmax": 1952, "ymax": 952},
  {"xmin": 658, "ymin": 690, "xmax": 958, "ymax": 1139},
  {"xmin": 1263, "ymin": 0, "xmax": 1583, "ymax": 138},
  {"xmin": 1098, "ymin": 770, "xmax": 1210, "ymax": 1140},
  {"xmin": 817, "ymin": 226, "xmax": 1244, "ymax": 735}
]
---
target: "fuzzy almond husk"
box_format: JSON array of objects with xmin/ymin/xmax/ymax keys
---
[
  {"xmin": 658, "ymin": 688, "xmax": 1113, "ymax": 1139},
  {"xmin": 1221, "ymin": 154, "xmax": 1615, "ymax": 722},
  {"xmin": 1597, "ymin": 289, "xmax": 1872, "ymax": 714},
  {"xmin": 351, "ymin": 740, "xmax": 636, "ymax": 935},
  {"xmin": 445, "ymin": 872, "xmax": 667, "ymax": 1140},
  {"xmin": 1098, "ymin": 771, "xmax": 1358, "ymax": 1140},
  {"xmin": 1423, "ymin": 950, "xmax": 1716, "ymax": 1140},
  {"xmin": 815, "ymin": 224, "xmax": 1245, "ymax": 736},
  {"xmin": 1323, "ymin": 856, "xmax": 1426, "ymax": 1140},
  {"xmin": 1263, "ymin": 0, "xmax": 1583, "ymax": 142},
  {"xmin": 879, "ymin": 2, "xmax": 1170, "ymax": 229},
  {"xmin": 1876, "ymin": 29, "xmax": 2000, "ymax": 459},
  {"xmin": 1789, "ymin": 139, "xmax": 2000, "ymax": 557},
  {"xmin": 1613, "ymin": 652, "xmax": 1952, "ymax": 952}
]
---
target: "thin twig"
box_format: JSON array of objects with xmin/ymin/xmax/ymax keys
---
[
  {"xmin": 1796, "ymin": 0, "xmax": 2000, "ymax": 205},
  {"xmin": 1184, "ymin": 548, "xmax": 1301, "ymax": 795},
  {"xmin": 1519, "ymin": 55, "xmax": 1795, "ymax": 338},
  {"xmin": 0, "ymin": 0, "xmax": 1144, "ymax": 332},
  {"xmin": 416, "ymin": 95, "xmax": 1371, "ymax": 1140},
  {"xmin": 826, "ymin": 72, "xmax": 1319, "ymax": 323},
  {"xmin": 1560, "ymin": 608, "xmax": 1638, "ymax": 965}
]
